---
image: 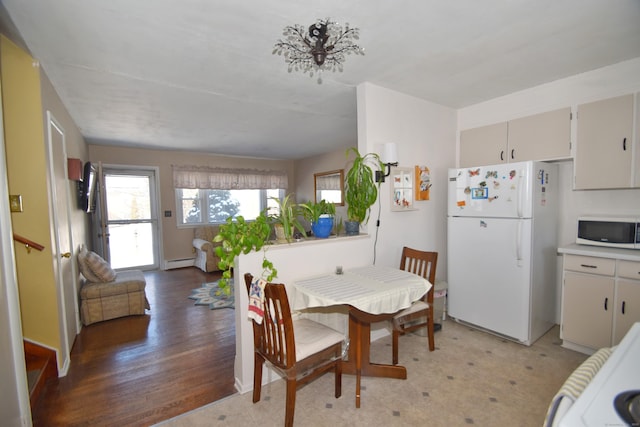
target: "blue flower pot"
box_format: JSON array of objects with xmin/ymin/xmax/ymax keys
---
[{"xmin": 311, "ymin": 215, "xmax": 334, "ymax": 238}]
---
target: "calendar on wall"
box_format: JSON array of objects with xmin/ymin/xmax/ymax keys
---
[{"xmin": 415, "ymin": 165, "xmax": 431, "ymax": 201}]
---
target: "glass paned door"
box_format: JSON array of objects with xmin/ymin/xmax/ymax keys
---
[{"xmin": 103, "ymin": 169, "xmax": 159, "ymax": 270}]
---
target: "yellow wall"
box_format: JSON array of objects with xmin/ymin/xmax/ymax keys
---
[{"xmin": 1, "ymin": 35, "xmax": 60, "ymax": 351}]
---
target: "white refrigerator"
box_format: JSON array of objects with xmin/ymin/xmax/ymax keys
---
[{"xmin": 447, "ymin": 161, "xmax": 558, "ymax": 345}]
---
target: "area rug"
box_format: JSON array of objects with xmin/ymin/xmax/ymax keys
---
[{"xmin": 188, "ymin": 280, "xmax": 234, "ymax": 309}]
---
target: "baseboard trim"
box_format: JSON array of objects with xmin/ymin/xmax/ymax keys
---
[
  {"xmin": 234, "ymin": 377, "xmax": 249, "ymax": 394},
  {"xmin": 561, "ymin": 339, "xmax": 596, "ymax": 356},
  {"xmin": 163, "ymin": 258, "xmax": 195, "ymax": 270}
]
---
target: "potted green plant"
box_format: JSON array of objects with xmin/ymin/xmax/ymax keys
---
[
  {"xmin": 213, "ymin": 211, "xmax": 275, "ymax": 293},
  {"xmin": 268, "ymin": 193, "xmax": 306, "ymax": 243},
  {"xmin": 300, "ymin": 199, "xmax": 336, "ymax": 238},
  {"xmin": 344, "ymin": 147, "xmax": 384, "ymax": 235}
]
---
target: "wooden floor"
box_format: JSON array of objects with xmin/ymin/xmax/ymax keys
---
[{"xmin": 31, "ymin": 267, "xmax": 237, "ymax": 427}]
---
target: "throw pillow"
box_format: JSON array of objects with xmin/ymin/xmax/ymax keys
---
[
  {"xmin": 85, "ymin": 250, "xmax": 117, "ymax": 282},
  {"xmin": 77, "ymin": 245, "xmax": 102, "ymax": 283}
]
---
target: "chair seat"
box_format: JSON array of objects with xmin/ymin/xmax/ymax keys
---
[
  {"xmin": 293, "ymin": 318, "xmax": 344, "ymax": 361},
  {"xmin": 394, "ymin": 300, "xmax": 430, "ymax": 319}
]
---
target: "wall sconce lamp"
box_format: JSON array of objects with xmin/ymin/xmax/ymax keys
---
[
  {"xmin": 67, "ymin": 158, "xmax": 83, "ymax": 181},
  {"xmin": 375, "ymin": 143, "xmax": 399, "ymax": 183}
]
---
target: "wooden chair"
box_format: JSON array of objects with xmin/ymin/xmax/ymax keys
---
[
  {"xmin": 244, "ymin": 273, "xmax": 344, "ymax": 427},
  {"xmin": 391, "ymin": 247, "xmax": 438, "ymax": 365}
]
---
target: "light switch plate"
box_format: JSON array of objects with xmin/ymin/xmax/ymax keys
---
[{"xmin": 10, "ymin": 195, "xmax": 23, "ymax": 212}]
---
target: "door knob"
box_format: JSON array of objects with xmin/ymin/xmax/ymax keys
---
[{"xmin": 61, "ymin": 252, "xmax": 71, "ymax": 258}]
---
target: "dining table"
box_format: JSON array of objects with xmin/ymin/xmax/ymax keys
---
[{"xmin": 293, "ymin": 265, "xmax": 431, "ymax": 408}]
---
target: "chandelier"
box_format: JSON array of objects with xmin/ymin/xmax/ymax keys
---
[{"xmin": 273, "ymin": 18, "xmax": 364, "ymax": 83}]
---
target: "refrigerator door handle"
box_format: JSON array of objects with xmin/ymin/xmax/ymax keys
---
[
  {"xmin": 516, "ymin": 171, "xmax": 524, "ymax": 218},
  {"xmin": 516, "ymin": 220, "xmax": 523, "ymax": 261}
]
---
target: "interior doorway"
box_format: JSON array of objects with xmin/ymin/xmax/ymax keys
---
[{"xmin": 97, "ymin": 167, "xmax": 161, "ymax": 270}]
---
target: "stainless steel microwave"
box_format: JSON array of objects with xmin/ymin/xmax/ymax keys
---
[{"xmin": 577, "ymin": 216, "xmax": 640, "ymax": 249}]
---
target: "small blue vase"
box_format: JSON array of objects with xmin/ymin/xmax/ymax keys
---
[{"xmin": 311, "ymin": 215, "xmax": 334, "ymax": 238}]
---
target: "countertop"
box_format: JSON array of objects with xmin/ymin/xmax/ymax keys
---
[{"xmin": 558, "ymin": 244, "xmax": 640, "ymax": 262}]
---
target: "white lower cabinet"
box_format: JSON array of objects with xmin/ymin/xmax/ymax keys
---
[
  {"xmin": 614, "ymin": 260, "xmax": 640, "ymax": 344},
  {"xmin": 560, "ymin": 253, "xmax": 640, "ymax": 353}
]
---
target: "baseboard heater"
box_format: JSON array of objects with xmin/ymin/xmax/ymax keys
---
[{"xmin": 163, "ymin": 258, "xmax": 195, "ymax": 270}]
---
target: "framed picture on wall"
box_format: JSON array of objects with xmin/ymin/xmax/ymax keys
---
[{"xmin": 390, "ymin": 167, "xmax": 416, "ymax": 211}]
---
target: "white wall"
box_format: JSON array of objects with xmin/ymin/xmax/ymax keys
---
[
  {"xmin": 458, "ymin": 58, "xmax": 640, "ymax": 129},
  {"xmin": 294, "ymin": 145, "xmax": 352, "ymax": 223},
  {"xmin": 356, "ymin": 83, "xmax": 457, "ymax": 278},
  {"xmin": 458, "ymin": 57, "xmax": 640, "ymax": 321}
]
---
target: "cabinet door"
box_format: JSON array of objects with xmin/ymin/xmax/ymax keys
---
[
  {"xmin": 613, "ymin": 279, "xmax": 640, "ymax": 345},
  {"xmin": 562, "ymin": 272, "xmax": 614, "ymax": 349},
  {"xmin": 459, "ymin": 122, "xmax": 507, "ymax": 167},
  {"xmin": 575, "ymin": 94, "xmax": 634, "ymax": 189},
  {"xmin": 507, "ymin": 107, "xmax": 571, "ymax": 162}
]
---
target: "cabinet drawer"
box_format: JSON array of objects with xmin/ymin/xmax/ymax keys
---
[
  {"xmin": 618, "ymin": 260, "xmax": 640, "ymax": 280},
  {"xmin": 564, "ymin": 255, "xmax": 615, "ymax": 276}
]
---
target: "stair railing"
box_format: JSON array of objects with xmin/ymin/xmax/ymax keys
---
[{"xmin": 13, "ymin": 234, "xmax": 45, "ymax": 254}]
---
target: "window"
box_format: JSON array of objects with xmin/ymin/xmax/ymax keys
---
[
  {"xmin": 176, "ymin": 188, "xmax": 282, "ymax": 225},
  {"xmin": 172, "ymin": 165, "xmax": 288, "ymax": 226}
]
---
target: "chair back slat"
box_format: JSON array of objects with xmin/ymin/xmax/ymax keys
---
[
  {"xmin": 399, "ymin": 246, "xmax": 438, "ymax": 304},
  {"xmin": 244, "ymin": 273, "xmax": 296, "ymax": 370}
]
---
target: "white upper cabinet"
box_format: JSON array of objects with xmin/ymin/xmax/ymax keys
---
[
  {"xmin": 574, "ymin": 94, "xmax": 635, "ymax": 190},
  {"xmin": 507, "ymin": 107, "xmax": 571, "ymax": 162},
  {"xmin": 459, "ymin": 108, "xmax": 571, "ymax": 168},
  {"xmin": 459, "ymin": 122, "xmax": 508, "ymax": 167}
]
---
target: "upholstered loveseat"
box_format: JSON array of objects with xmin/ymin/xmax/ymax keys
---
[
  {"xmin": 193, "ymin": 225, "xmax": 222, "ymax": 272},
  {"xmin": 77, "ymin": 246, "xmax": 150, "ymax": 326}
]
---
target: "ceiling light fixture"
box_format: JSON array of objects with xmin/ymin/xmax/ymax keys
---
[{"xmin": 273, "ymin": 18, "xmax": 364, "ymax": 84}]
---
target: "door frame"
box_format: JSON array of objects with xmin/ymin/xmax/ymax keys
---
[
  {"xmin": 97, "ymin": 164, "xmax": 164, "ymax": 271},
  {"xmin": 0, "ymin": 76, "xmax": 32, "ymax": 426}
]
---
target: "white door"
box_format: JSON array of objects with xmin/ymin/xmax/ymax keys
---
[
  {"xmin": 447, "ymin": 216, "xmax": 532, "ymax": 342},
  {"xmin": 100, "ymin": 167, "xmax": 160, "ymax": 270},
  {"xmin": 46, "ymin": 112, "xmax": 78, "ymax": 371}
]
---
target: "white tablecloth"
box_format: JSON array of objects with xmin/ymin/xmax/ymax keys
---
[{"xmin": 293, "ymin": 265, "xmax": 431, "ymax": 315}]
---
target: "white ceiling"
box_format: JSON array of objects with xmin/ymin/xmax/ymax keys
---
[{"xmin": 3, "ymin": 0, "xmax": 640, "ymax": 160}]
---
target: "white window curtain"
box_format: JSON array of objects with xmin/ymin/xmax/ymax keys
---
[
  {"xmin": 315, "ymin": 174, "xmax": 342, "ymax": 190},
  {"xmin": 172, "ymin": 165, "xmax": 288, "ymax": 190}
]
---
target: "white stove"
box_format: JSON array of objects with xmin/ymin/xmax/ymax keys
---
[{"xmin": 560, "ymin": 322, "xmax": 640, "ymax": 426}]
